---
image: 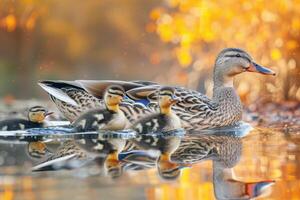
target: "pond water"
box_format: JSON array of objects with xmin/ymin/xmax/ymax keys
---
[{"xmin": 0, "ymin": 124, "xmax": 299, "ymax": 200}]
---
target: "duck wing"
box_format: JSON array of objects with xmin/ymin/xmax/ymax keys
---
[
  {"xmin": 126, "ymin": 85, "xmax": 218, "ymax": 114},
  {"xmin": 171, "ymin": 136, "xmax": 222, "ymax": 163},
  {"xmin": 131, "ymin": 80, "xmax": 159, "ymax": 86},
  {"xmin": 171, "ymin": 135, "xmax": 242, "ymax": 165},
  {"xmin": 120, "ymin": 102, "xmax": 152, "ymax": 122},
  {"xmin": 38, "ymin": 80, "xmax": 83, "ymax": 106},
  {"xmin": 76, "ymin": 80, "xmax": 151, "ymax": 99},
  {"xmin": 39, "ymin": 80, "xmax": 102, "ymax": 106},
  {"xmin": 39, "ymin": 80, "xmax": 105, "ymax": 121}
]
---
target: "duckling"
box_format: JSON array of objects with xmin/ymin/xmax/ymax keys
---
[
  {"xmin": 131, "ymin": 86, "xmax": 181, "ymax": 135},
  {"xmin": 72, "ymin": 85, "xmax": 128, "ymax": 132},
  {"xmin": 0, "ymin": 106, "xmax": 53, "ymax": 131}
]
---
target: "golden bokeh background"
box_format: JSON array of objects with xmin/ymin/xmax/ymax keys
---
[
  {"xmin": 0, "ymin": 0, "xmax": 299, "ymax": 103},
  {"xmin": 149, "ymin": 0, "xmax": 300, "ymax": 104},
  {"xmin": 0, "ymin": 1, "xmax": 299, "ymax": 200}
]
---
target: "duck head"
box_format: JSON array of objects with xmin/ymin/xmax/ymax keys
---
[
  {"xmin": 213, "ymin": 48, "xmax": 276, "ymax": 88},
  {"xmin": 158, "ymin": 86, "xmax": 178, "ymax": 115},
  {"xmin": 104, "ymin": 85, "xmax": 125, "ymax": 112},
  {"xmin": 28, "ymin": 106, "xmax": 53, "ymax": 123}
]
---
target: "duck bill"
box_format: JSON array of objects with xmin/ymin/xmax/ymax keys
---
[
  {"xmin": 247, "ymin": 62, "xmax": 276, "ymax": 76},
  {"xmin": 44, "ymin": 111, "xmax": 54, "ymax": 117}
]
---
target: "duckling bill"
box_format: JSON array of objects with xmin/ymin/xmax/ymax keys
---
[{"xmin": 0, "ymin": 106, "xmax": 52, "ymax": 131}]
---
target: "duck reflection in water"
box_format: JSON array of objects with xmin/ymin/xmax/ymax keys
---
[
  {"xmin": 31, "ymin": 140, "xmax": 90, "ymax": 172},
  {"xmin": 29, "ymin": 130, "xmax": 274, "ymax": 199},
  {"xmin": 171, "ymin": 134, "xmax": 275, "ymax": 200},
  {"xmin": 31, "ymin": 135, "xmax": 129, "ymax": 179}
]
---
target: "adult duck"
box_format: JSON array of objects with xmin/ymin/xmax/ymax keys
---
[{"xmin": 39, "ymin": 48, "xmax": 275, "ymax": 130}]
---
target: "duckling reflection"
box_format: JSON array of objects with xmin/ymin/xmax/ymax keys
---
[
  {"xmin": 74, "ymin": 133, "xmax": 130, "ymax": 179},
  {"xmin": 27, "ymin": 141, "xmax": 52, "ymax": 159},
  {"xmin": 171, "ymin": 134, "xmax": 274, "ymax": 200},
  {"xmin": 130, "ymin": 133, "xmax": 183, "ymax": 180}
]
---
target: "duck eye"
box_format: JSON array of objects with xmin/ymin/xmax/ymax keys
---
[{"xmin": 236, "ymin": 54, "xmax": 241, "ymax": 57}]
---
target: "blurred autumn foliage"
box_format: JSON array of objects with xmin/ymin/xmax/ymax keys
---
[
  {"xmin": 0, "ymin": 0, "xmax": 163, "ymax": 98},
  {"xmin": 0, "ymin": 0, "xmax": 299, "ymax": 104},
  {"xmin": 149, "ymin": 0, "xmax": 300, "ymax": 103}
]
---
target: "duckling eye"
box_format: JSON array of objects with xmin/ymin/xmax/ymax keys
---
[{"xmin": 236, "ymin": 54, "xmax": 241, "ymax": 57}]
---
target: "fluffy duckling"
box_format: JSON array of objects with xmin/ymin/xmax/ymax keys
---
[
  {"xmin": 0, "ymin": 106, "xmax": 53, "ymax": 131},
  {"xmin": 131, "ymin": 86, "xmax": 181, "ymax": 134},
  {"xmin": 72, "ymin": 85, "xmax": 128, "ymax": 132}
]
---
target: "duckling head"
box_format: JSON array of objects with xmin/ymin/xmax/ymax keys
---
[
  {"xmin": 104, "ymin": 85, "xmax": 125, "ymax": 112},
  {"xmin": 214, "ymin": 48, "xmax": 276, "ymax": 88},
  {"xmin": 157, "ymin": 153, "xmax": 182, "ymax": 180},
  {"xmin": 158, "ymin": 86, "xmax": 178, "ymax": 115},
  {"xmin": 28, "ymin": 106, "xmax": 53, "ymax": 123}
]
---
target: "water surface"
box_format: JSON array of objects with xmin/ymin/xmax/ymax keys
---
[{"xmin": 0, "ymin": 126, "xmax": 298, "ymax": 200}]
